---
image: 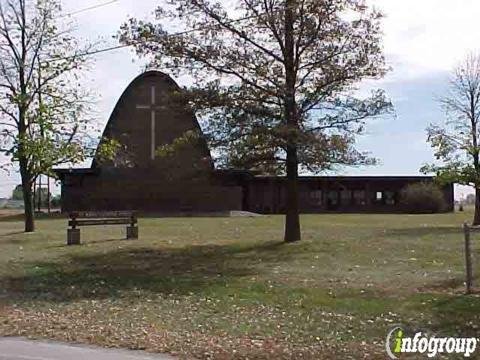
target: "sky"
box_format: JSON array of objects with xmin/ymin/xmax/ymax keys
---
[{"xmin": 0, "ymin": 0, "xmax": 478, "ymax": 199}]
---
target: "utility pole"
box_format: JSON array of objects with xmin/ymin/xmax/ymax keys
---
[
  {"xmin": 37, "ymin": 175, "xmax": 41, "ymax": 212},
  {"xmin": 37, "ymin": 59, "xmax": 43, "ymax": 214},
  {"xmin": 47, "ymin": 175, "xmax": 51, "ymax": 214},
  {"xmin": 33, "ymin": 179, "xmax": 36, "ymax": 212}
]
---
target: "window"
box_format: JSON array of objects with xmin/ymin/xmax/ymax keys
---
[
  {"xmin": 385, "ymin": 191, "xmax": 396, "ymax": 205},
  {"xmin": 340, "ymin": 190, "xmax": 352, "ymax": 205},
  {"xmin": 353, "ymin": 190, "xmax": 366, "ymax": 205},
  {"xmin": 328, "ymin": 190, "xmax": 339, "ymax": 205},
  {"xmin": 376, "ymin": 191, "xmax": 383, "ymax": 201},
  {"xmin": 310, "ymin": 190, "xmax": 322, "ymax": 205}
]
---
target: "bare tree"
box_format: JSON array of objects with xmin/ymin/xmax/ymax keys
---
[{"xmin": 423, "ymin": 53, "xmax": 480, "ymax": 225}]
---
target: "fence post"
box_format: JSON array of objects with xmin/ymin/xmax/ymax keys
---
[{"xmin": 464, "ymin": 222, "xmax": 473, "ymax": 294}]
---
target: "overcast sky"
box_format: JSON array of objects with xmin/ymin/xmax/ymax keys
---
[{"xmin": 0, "ymin": 0, "xmax": 478, "ymax": 198}]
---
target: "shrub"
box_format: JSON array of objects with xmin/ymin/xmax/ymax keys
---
[{"xmin": 400, "ymin": 183, "xmax": 447, "ymax": 213}]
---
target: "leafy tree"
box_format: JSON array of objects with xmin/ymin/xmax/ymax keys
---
[
  {"xmin": 422, "ymin": 54, "xmax": 480, "ymax": 225},
  {"xmin": 0, "ymin": 0, "xmax": 116, "ymax": 232},
  {"xmin": 11, "ymin": 184, "xmax": 23, "ymax": 201},
  {"xmin": 120, "ymin": 0, "xmax": 392, "ymax": 242}
]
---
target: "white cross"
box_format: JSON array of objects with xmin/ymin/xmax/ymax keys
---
[{"xmin": 136, "ymin": 86, "xmax": 163, "ymax": 160}]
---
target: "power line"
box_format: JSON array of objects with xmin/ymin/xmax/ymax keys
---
[
  {"xmin": 59, "ymin": 0, "xmax": 119, "ymax": 18},
  {"xmin": 0, "ymin": 1, "xmax": 123, "ymax": 69},
  {"xmin": 56, "ymin": 43, "xmax": 129, "ymax": 61},
  {"xmin": 44, "ymin": 9, "xmax": 282, "ymax": 64},
  {"xmin": 0, "ymin": 8, "xmax": 281, "ymax": 71}
]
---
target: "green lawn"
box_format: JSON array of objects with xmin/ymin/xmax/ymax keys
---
[{"xmin": 0, "ymin": 210, "xmax": 479, "ymax": 359}]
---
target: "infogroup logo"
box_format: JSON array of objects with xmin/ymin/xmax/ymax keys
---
[{"xmin": 385, "ymin": 326, "xmax": 478, "ymax": 358}]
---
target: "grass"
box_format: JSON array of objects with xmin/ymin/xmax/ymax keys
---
[{"xmin": 1, "ymin": 210, "xmax": 480, "ymax": 359}]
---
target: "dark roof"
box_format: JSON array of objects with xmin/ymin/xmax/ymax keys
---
[
  {"xmin": 252, "ymin": 175, "xmax": 435, "ymax": 181},
  {"xmin": 53, "ymin": 168, "xmax": 99, "ymax": 179},
  {"xmin": 53, "ymin": 169, "xmax": 434, "ymax": 181},
  {"xmin": 213, "ymin": 169, "xmax": 254, "ymax": 180}
]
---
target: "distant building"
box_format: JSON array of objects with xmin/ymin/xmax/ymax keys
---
[
  {"xmin": 238, "ymin": 175, "xmax": 453, "ymax": 214},
  {"xmin": 55, "ymin": 71, "xmax": 454, "ymax": 214}
]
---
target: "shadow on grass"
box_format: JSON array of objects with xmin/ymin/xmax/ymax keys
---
[
  {"xmin": 0, "ymin": 212, "xmax": 66, "ymax": 222},
  {"xmin": 0, "ymin": 214, "xmax": 24, "ymax": 222},
  {"xmin": 0, "ymin": 240, "xmax": 292, "ymax": 304},
  {"xmin": 427, "ymin": 295, "xmax": 480, "ymax": 337},
  {"xmin": 422, "ymin": 277, "xmax": 467, "ymax": 292},
  {"xmin": 407, "ymin": 276, "xmax": 480, "ymax": 337},
  {"xmin": 0, "ymin": 231, "xmax": 25, "ymax": 238},
  {"xmin": 47, "ymin": 238, "xmax": 125, "ymax": 248},
  {"xmin": 386, "ymin": 226, "xmax": 463, "ymax": 238}
]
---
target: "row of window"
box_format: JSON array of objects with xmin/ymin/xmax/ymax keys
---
[{"xmin": 309, "ymin": 190, "xmax": 397, "ymax": 206}]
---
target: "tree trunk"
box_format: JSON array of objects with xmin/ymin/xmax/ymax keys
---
[
  {"xmin": 19, "ymin": 156, "xmax": 35, "ymax": 232},
  {"xmin": 473, "ymin": 187, "xmax": 480, "ymax": 226},
  {"xmin": 285, "ymin": 145, "xmax": 301, "ymax": 242},
  {"xmin": 283, "ymin": 0, "xmax": 301, "ymax": 242}
]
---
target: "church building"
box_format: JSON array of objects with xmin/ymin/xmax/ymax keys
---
[{"xmin": 55, "ymin": 71, "xmax": 454, "ymax": 214}]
